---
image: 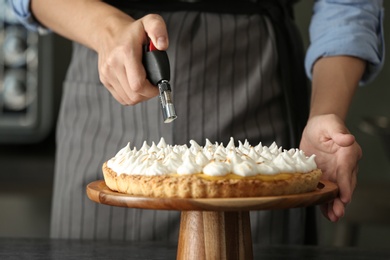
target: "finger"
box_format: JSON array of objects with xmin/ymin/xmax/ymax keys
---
[
  {"xmin": 126, "ymin": 70, "xmax": 159, "ymax": 98},
  {"xmin": 108, "ymin": 64, "xmax": 134, "ymax": 103},
  {"xmin": 123, "ymin": 56, "xmax": 159, "ymax": 100},
  {"xmin": 337, "ymin": 152, "xmax": 360, "ymax": 205},
  {"xmin": 118, "ymin": 40, "xmax": 159, "ymax": 99},
  {"xmin": 337, "ymin": 173, "xmax": 353, "ymax": 205},
  {"xmin": 332, "ymin": 198, "xmax": 345, "ymax": 220},
  {"xmin": 104, "ymin": 82, "xmax": 127, "ymax": 105},
  {"xmin": 339, "ymin": 165, "xmax": 357, "ymax": 213},
  {"xmin": 351, "ymin": 166, "xmax": 358, "ymax": 195},
  {"xmin": 115, "ymin": 48, "xmax": 157, "ymax": 102},
  {"xmin": 139, "ymin": 80, "xmax": 160, "ymax": 98},
  {"xmin": 320, "ymin": 204, "xmax": 330, "ymax": 221},
  {"xmin": 332, "ymin": 132, "xmax": 356, "ymax": 147},
  {"xmin": 99, "ymin": 67, "xmax": 128, "ymax": 105},
  {"xmin": 113, "ymin": 63, "xmax": 151, "ymax": 105},
  {"xmin": 141, "ymin": 14, "xmax": 169, "ymax": 50},
  {"xmin": 321, "ymin": 198, "xmax": 346, "ymax": 222},
  {"xmin": 320, "ymin": 201, "xmax": 340, "ymax": 222},
  {"xmin": 99, "ymin": 53, "xmax": 134, "ymax": 105}
]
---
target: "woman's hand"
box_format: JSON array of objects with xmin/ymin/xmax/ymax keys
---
[
  {"xmin": 300, "ymin": 114, "xmax": 362, "ymax": 222},
  {"xmin": 97, "ymin": 14, "xmax": 168, "ymax": 105},
  {"xmin": 31, "ymin": 0, "xmax": 168, "ymax": 105}
]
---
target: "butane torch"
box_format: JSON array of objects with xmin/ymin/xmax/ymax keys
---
[{"xmin": 143, "ymin": 41, "xmax": 177, "ymax": 123}]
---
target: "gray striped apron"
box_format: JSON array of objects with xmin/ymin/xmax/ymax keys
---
[{"xmin": 50, "ymin": 1, "xmax": 316, "ymax": 245}]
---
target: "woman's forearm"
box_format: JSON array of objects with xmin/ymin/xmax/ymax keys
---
[
  {"xmin": 31, "ymin": 0, "xmax": 167, "ymax": 105},
  {"xmin": 309, "ymin": 56, "xmax": 366, "ymax": 120},
  {"xmin": 30, "ymin": 0, "xmax": 134, "ymax": 51}
]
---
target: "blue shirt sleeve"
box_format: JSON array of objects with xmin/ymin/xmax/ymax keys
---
[
  {"xmin": 8, "ymin": 0, "xmax": 50, "ymax": 34},
  {"xmin": 305, "ymin": 0, "xmax": 384, "ymax": 85}
]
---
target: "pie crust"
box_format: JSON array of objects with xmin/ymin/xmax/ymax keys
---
[{"xmin": 102, "ymin": 162, "xmax": 322, "ymax": 198}]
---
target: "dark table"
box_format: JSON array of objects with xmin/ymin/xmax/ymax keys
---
[{"xmin": 1, "ymin": 238, "xmax": 389, "ymax": 260}]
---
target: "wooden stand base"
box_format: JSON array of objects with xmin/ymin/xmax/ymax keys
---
[
  {"xmin": 86, "ymin": 180, "xmax": 338, "ymax": 260},
  {"xmin": 177, "ymin": 211, "xmax": 253, "ymax": 260}
]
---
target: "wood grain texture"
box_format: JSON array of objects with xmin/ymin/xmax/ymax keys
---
[
  {"xmin": 86, "ymin": 180, "xmax": 338, "ymax": 211},
  {"xmin": 86, "ymin": 180, "xmax": 338, "ymax": 260},
  {"xmin": 177, "ymin": 211, "xmax": 253, "ymax": 260}
]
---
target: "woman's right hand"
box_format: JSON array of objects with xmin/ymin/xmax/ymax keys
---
[
  {"xmin": 30, "ymin": 1, "xmax": 169, "ymax": 105},
  {"xmin": 97, "ymin": 14, "xmax": 169, "ymax": 105}
]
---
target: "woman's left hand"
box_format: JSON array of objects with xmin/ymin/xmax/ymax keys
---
[{"xmin": 300, "ymin": 113, "xmax": 362, "ymax": 222}]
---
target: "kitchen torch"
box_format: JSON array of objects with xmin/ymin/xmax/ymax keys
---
[{"xmin": 143, "ymin": 41, "xmax": 177, "ymax": 123}]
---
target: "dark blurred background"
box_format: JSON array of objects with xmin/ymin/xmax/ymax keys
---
[
  {"xmin": 0, "ymin": 0, "xmax": 71, "ymax": 238},
  {"xmin": 0, "ymin": 0, "xmax": 389, "ymax": 248}
]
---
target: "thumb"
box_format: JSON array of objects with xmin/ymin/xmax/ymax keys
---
[
  {"xmin": 332, "ymin": 132, "xmax": 356, "ymax": 147},
  {"xmin": 326, "ymin": 117, "xmax": 355, "ymax": 147},
  {"xmin": 141, "ymin": 14, "xmax": 169, "ymax": 50}
]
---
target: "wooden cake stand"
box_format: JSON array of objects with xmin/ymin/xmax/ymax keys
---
[{"xmin": 87, "ymin": 180, "xmax": 338, "ymax": 260}]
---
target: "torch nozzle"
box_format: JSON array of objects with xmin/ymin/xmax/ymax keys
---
[{"xmin": 158, "ymin": 80, "xmax": 177, "ymax": 123}]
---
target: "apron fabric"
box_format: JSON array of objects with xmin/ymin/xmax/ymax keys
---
[{"xmin": 50, "ymin": 3, "xmax": 315, "ymax": 245}]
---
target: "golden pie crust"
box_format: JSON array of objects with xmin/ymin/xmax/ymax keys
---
[{"xmin": 102, "ymin": 162, "xmax": 322, "ymax": 198}]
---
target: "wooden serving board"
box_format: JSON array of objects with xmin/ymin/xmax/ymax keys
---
[{"xmin": 86, "ymin": 180, "xmax": 338, "ymax": 211}]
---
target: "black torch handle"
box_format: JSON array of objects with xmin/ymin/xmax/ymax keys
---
[{"xmin": 142, "ymin": 41, "xmax": 170, "ymax": 86}]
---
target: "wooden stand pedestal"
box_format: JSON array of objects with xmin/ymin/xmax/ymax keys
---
[
  {"xmin": 87, "ymin": 180, "xmax": 337, "ymax": 260},
  {"xmin": 177, "ymin": 211, "xmax": 252, "ymax": 260}
]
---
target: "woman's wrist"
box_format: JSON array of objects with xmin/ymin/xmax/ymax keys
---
[{"xmin": 309, "ymin": 56, "xmax": 366, "ymax": 120}]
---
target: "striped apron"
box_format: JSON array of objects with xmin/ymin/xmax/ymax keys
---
[{"xmin": 50, "ymin": 0, "xmax": 316, "ymax": 245}]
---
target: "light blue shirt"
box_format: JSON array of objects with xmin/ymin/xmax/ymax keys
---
[
  {"xmin": 8, "ymin": 0, "xmax": 49, "ymax": 34},
  {"xmin": 8, "ymin": 0, "xmax": 385, "ymax": 85},
  {"xmin": 306, "ymin": 0, "xmax": 384, "ymax": 85}
]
